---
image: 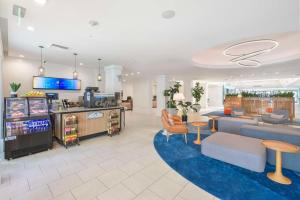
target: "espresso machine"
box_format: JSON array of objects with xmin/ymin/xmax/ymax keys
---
[{"xmin": 84, "ymin": 87, "xmax": 118, "ymax": 108}]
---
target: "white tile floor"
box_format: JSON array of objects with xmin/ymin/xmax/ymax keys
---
[{"xmin": 0, "ymin": 111, "xmax": 217, "ymax": 200}]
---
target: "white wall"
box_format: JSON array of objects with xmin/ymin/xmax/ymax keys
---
[
  {"xmin": 131, "ymin": 78, "xmax": 153, "ymax": 113},
  {"xmin": 3, "ymin": 57, "xmax": 98, "ymax": 101},
  {"xmin": 122, "ymin": 82, "xmax": 133, "ymax": 99},
  {"xmin": 207, "ymin": 84, "xmax": 224, "ymax": 107}
]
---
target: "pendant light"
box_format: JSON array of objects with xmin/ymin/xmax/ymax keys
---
[
  {"xmin": 38, "ymin": 46, "xmax": 45, "ymax": 76},
  {"xmin": 73, "ymin": 53, "xmax": 78, "ymax": 79},
  {"xmin": 97, "ymin": 58, "xmax": 102, "ymax": 81}
]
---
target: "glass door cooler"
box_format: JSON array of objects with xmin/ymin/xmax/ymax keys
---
[{"xmin": 3, "ymin": 97, "xmax": 53, "ymax": 159}]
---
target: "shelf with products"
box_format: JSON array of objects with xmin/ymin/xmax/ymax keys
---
[
  {"xmin": 63, "ymin": 114, "xmax": 80, "ymax": 148},
  {"xmin": 107, "ymin": 110, "xmax": 120, "ymax": 136}
]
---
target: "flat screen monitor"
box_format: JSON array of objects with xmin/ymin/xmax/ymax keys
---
[{"xmin": 33, "ymin": 76, "xmax": 81, "ymax": 90}]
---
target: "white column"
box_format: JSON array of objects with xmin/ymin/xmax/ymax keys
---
[
  {"xmin": 183, "ymin": 78, "xmax": 193, "ymax": 102},
  {"xmin": 104, "ymin": 65, "xmax": 123, "ymax": 93},
  {"xmin": 156, "ymin": 75, "xmax": 169, "ymax": 116},
  {"xmin": 0, "ymin": 32, "xmax": 4, "ymax": 157}
]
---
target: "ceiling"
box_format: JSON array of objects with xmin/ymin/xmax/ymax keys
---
[{"xmin": 0, "ymin": 0, "xmax": 300, "ymax": 81}]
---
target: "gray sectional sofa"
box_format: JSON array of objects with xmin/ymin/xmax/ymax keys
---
[
  {"xmin": 240, "ymin": 124, "xmax": 300, "ymax": 172},
  {"xmin": 202, "ymin": 117, "xmax": 300, "ymax": 173}
]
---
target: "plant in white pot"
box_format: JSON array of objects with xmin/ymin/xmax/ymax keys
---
[
  {"xmin": 191, "ymin": 82, "xmax": 204, "ymax": 113},
  {"xmin": 10, "ymin": 82, "xmax": 21, "ymax": 98},
  {"xmin": 177, "ymin": 101, "xmax": 196, "ymax": 122}
]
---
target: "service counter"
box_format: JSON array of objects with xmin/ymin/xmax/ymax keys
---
[{"xmin": 51, "ymin": 107, "xmax": 124, "ymax": 144}]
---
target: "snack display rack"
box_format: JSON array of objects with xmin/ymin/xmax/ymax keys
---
[
  {"xmin": 107, "ymin": 110, "xmax": 120, "ymax": 136},
  {"xmin": 63, "ymin": 114, "xmax": 80, "ymax": 148}
]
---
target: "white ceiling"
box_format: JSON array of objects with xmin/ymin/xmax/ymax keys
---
[
  {"xmin": 0, "ymin": 0, "xmax": 300, "ymax": 81},
  {"xmin": 192, "ymin": 32, "xmax": 300, "ymax": 68}
]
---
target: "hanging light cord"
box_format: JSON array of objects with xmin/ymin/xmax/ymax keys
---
[
  {"xmin": 74, "ymin": 53, "xmax": 78, "ymax": 71},
  {"xmin": 39, "ymin": 46, "xmax": 44, "ymax": 67},
  {"xmin": 98, "ymin": 58, "xmax": 101, "ymax": 74}
]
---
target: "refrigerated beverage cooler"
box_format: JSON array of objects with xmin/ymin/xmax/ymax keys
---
[{"xmin": 3, "ymin": 97, "xmax": 52, "ymax": 159}]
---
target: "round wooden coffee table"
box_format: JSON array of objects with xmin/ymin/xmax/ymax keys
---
[
  {"xmin": 262, "ymin": 140, "xmax": 300, "ymax": 185},
  {"xmin": 208, "ymin": 115, "xmax": 220, "ymax": 133},
  {"xmin": 191, "ymin": 122, "xmax": 208, "ymax": 145}
]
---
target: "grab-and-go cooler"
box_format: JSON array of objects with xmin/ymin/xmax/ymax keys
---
[{"xmin": 3, "ymin": 97, "xmax": 52, "ymax": 159}]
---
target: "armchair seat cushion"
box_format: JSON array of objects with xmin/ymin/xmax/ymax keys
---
[{"xmin": 168, "ymin": 125, "xmax": 188, "ymax": 133}]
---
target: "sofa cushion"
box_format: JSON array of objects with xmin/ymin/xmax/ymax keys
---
[
  {"xmin": 270, "ymin": 114, "xmax": 284, "ymax": 119},
  {"xmin": 201, "ymin": 132, "xmax": 266, "ymax": 172},
  {"xmin": 218, "ymin": 117, "xmax": 258, "ymax": 134}
]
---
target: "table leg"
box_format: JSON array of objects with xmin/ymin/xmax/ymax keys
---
[
  {"xmin": 211, "ymin": 119, "xmax": 216, "ymax": 133},
  {"xmin": 267, "ymin": 150, "xmax": 291, "ymax": 185},
  {"xmin": 194, "ymin": 127, "xmax": 201, "ymax": 145}
]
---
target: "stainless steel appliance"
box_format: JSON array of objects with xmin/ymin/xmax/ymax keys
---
[{"xmin": 84, "ymin": 87, "xmax": 118, "ymax": 108}]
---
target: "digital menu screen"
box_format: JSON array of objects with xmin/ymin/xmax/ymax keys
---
[{"xmin": 33, "ymin": 76, "xmax": 81, "ymax": 90}]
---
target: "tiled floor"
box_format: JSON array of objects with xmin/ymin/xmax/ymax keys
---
[{"xmin": 0, "ymin": 111, "xmax": 217, "ymax": 200}]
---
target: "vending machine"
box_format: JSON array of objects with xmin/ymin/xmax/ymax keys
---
[{"xmin": 3, "ymin": 97, "xmax": 52, "ymax": 159}]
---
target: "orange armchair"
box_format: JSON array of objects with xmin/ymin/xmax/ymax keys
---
[{"xmin": 161, "ymin": 109, "xmax": 188, "ymax": 143}]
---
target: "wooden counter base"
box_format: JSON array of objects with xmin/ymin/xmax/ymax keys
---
[{"xmin": 53, "ymin": 107, "xmax": 122, "ymax": 143}]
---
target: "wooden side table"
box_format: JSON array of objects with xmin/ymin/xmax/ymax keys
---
[
  {"xmin": 208, "ymin": 115, "xmax": 220, "ymax": 133},
  {"xmin": 191, "ymin": 122, "xmax": 208, "ymax": 145},
  {"xmin": 262, "ymin": 140, "xmax": 300, "ymax": 185}
]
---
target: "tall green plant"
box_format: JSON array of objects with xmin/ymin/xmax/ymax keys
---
[
  {"xmin": 191, "ymin": 82, "xmax": 204, "ymax": 104},
  {"xmin": 163, "ymin": 82, "xmax": 181, "ymax": 108},
  {"xmin": 10, "ymin": 82, "xmax": 21, "ymax": 92},
  {"xmin": 271, "ymin": 91, "xmax": 294, "ymax": 98}
]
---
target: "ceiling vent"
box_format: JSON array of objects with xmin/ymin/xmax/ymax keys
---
[
  {"xmin": 50, "ymin": 44, "xmax": 69, "ymax": 50},
  {"xmin": 12, "ymin": 5, "xmax": 26, "ymax": 18}
]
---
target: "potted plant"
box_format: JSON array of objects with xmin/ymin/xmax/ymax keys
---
[
  {"xmin": 10, "ymin": 82, "xmax": 21, "ymax": 97},
  {"xmin": 177, "ymin": 101, "xmax": 196, "ymax": 122},
  {"xmin": 163, "ymin": 82, "xmax": 181, "ymax": 115},
  {"xmin": 191, "ymin": 82, "xmax": 204, "ymax": 112}
]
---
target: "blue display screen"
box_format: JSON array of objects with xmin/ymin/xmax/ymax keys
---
[{"xmin": 33, "ymin": 76, "xmax": 81, "ymax": 90}]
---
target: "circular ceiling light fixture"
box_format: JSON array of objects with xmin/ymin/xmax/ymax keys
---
[
  {"xmin": 223, "ymin": 39, "xmax": 279, "ymax": 68},
  {"xmin": 34, "ymin": 0, "xmax": 47, "ymax": 5},
  {"xmin": 162, "ymin": 10, "xmax": 176, "ymax": 19}
]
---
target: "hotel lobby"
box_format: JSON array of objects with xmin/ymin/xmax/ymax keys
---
[{"xmin": 0, "ymin": 0, "xmax": 300, "ymax": 200}]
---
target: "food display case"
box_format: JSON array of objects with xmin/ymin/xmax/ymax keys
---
[
  {"xmin": 3, "ymin": 97, "xmax": 53, "ymax": 159},
  {"xmin": 28, "ymin": 98, "xmax": 48, "ymax": 116},
  {"xmin": 5, "ymin": 97, "xmax": 28, "ymax": 119}
]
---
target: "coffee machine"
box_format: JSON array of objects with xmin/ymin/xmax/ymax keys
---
[{"xmin": 84, "ymin": 87, "xmax": 118, "ymax": 108}]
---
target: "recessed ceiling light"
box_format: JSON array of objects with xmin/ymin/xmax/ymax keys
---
[
  {"xmin": 79, "ymin": 62, "xmax": 84, "ymax": 66},
  {"xmin": 19, "ymin": 54, "xmax": 24, "ymax": 58},
  {"xmin": 162, "ymin": 10, "xmax": 176, "ymax": 19},
  {"xmin": 130, "ymin": 72, "xmax": 134, "ymax": 76},
  {"xmin": 275, "ymin": 72, "xmax": 279, "ymax": 75},
  {"xmin": 137, "ymin": 72, "xmax": 140, "ymax": 75},
  {"xmin": 123, "ymin": 79, "xmax": 126, "ymax": 82},
  {"xmin": 125, "ymin": 74, "xmax": 129, "ymax": 77},
  {"xmin": 34, "ymin": 0, "xmax": 47, "ymax": 5},
  {"xmin": 27, "ymin": 26, "xmax": 35, "ymax": 31}
]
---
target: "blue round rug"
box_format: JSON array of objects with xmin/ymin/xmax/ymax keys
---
[{"xmin": 153, "ymin": 131, "xmax": 300, "ymax": 200}]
